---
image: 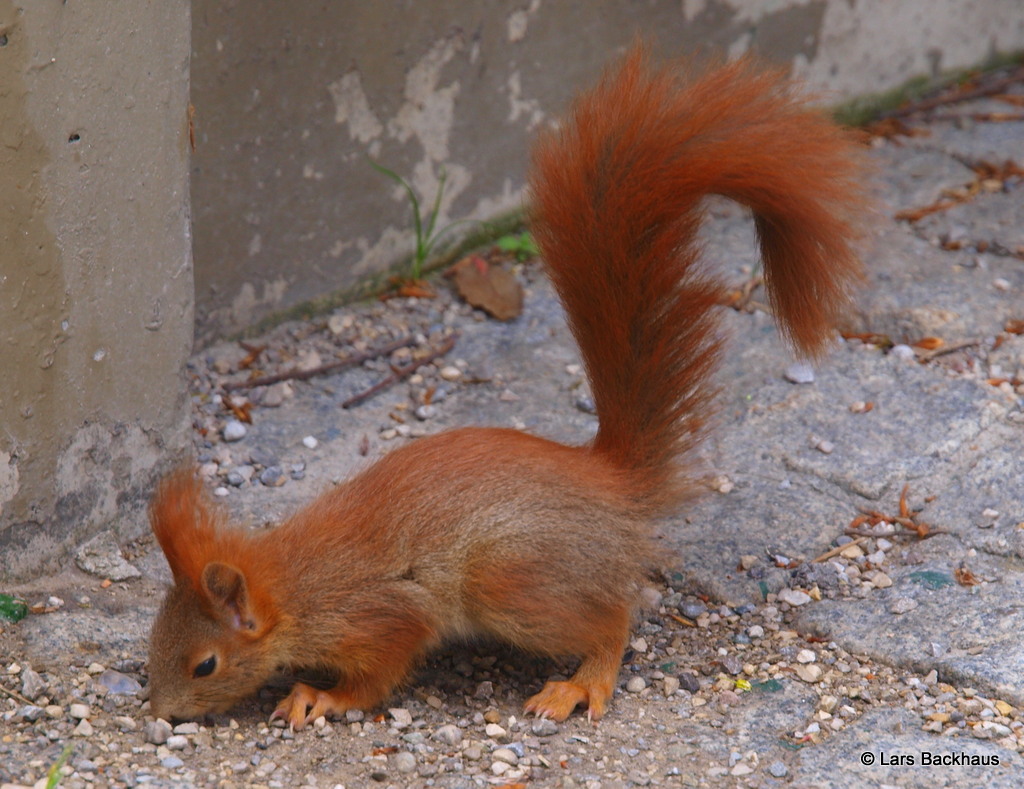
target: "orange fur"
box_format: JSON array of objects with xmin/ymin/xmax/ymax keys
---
[
  {"xmin": 147, "ymin": 45, "xmax": 865, "ymax": 726},
  {"xmin": 531, "ymin": 47, "xmax": 865, "ymax": 501}
]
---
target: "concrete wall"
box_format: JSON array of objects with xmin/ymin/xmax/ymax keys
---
[
  {"xmin": 190, "ymin": 0, "xmax": 1024, "ymax": 344},
  {"xmin": 0, "ymin": 1, "xmax": 193, "ymax": 580},
  {"xmin": 1, "ymin": 0, "xmax": 1021, "ymax": 579}
]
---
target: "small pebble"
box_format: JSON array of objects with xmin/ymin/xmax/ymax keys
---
[
  {"xmin": 223, "ymin": 420, "xmax": 248, "ymax": 442},
  {"xmin": 73, "ymin": 718, "xmax": 94, "ymax": 737},
  {"xmin": 145, "ymin": 719, "xmax": 173, "ymax": 745},
  {"xmin": 389, "ymin": 708, "xmax": 413, "ymax": 728},
  {"xmin": 784, "ymin": 362, "xmax": 815, "ymax": 384},
  {"xmin": 491, "ymin": 748, "xmax": 519, "ymax": 765},
  {"xmin": 768, "ymin": 761, "xmax": 789, "ymax": 778},
  {"xmin": 747, "ymin": 625, "xmax": 764, "ymax": 639},
  {"xmin": 166, "ymin": 734, "xmax": 189, "ymax": 751},
  {"xmin": 663, "ymin": 676, "xmax": 680, "ymax": 697},
  {"xmin": 891, "ymin": 344, "xmax": 916, "ymax": 360},
  {"xmin": 678, "ymin": 673, "xmax": 701, "ymax": 693},
  {"xmin": 20, "ymin": 668, "xmax": 47, "ymax": 701},
  {"xmin": 796, "ymin": 649, "xmax": 816, "ymax": 664},
  {"xmin": 17, "ymin": 705, "xmax": 45, "ymax": 722},
  {"xmin": 777, "ymin": 588, "xmax": 811, "ymax": 607},
  {"xmin": 626, "ymin": 676, "xmax": 647, "ymax": 693},
  {"xmin": 890, "ymin": 597, "xmax": 919, "ymax": 615},
  {"xmin": 69, "ymin": 703, "xmax": 91, "ymax": 720},
  {"xmin": 302, "ymin": 435, "xmax": 318, "ymax": 449},
  {"xmin": 262, "ymin": 381, "xmax": 293, "ymax": 407},
  {"xmin": 97, "ymin": 669, "xmax": 142, "ymax": 695},
  {"xmin": 414, "ymin": 405, "xmax": 437, "ymax": 420},
  {"xmin": 161, "ymin": 756, "xmax": 185, "ymax": 769},
  {"xmin": 531, "ymin": 718, "xmax": 559, "ymax": 736},
  {"xmin": 870, "ymin": 571, "xmax": 893, "ymax": 589},
  {"xmin": 260, "ymin": 466, "xmax": 287, "ymax": 487},
  {"xmin": 575, "ymin": 395, "xmax": 597, "ymax": 414},
  {"xmin": 433, "ymin": 724, "xmax": 462, "ymax": 746},
  {"xmin": 439, "ymin": 366, "xmax": 461, "ymax": 381},
  {"xmin": 484, "ymin": 723, "xmax": 507, "ymax": 739},
  {"xmin": 795, "ymin": 664, "xmax": 824, "ymax": 683},
  {"xmin": 392, "ymin": 751, "xmax": 416, "ymax": 773},
  {"xmin": 680, "ymin": 601, "xmax": 707, "ymax": 619},
  {"xmin": 327, "ymin": 313, "xmax": 352, "ymax": 334}
]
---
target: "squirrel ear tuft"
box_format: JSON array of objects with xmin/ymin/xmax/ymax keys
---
[{"xmin": 150, "ymin": 468, "xmax": 221, "ymax": 586}]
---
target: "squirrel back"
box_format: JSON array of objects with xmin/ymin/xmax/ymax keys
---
[{"xmin": 531, "ymin": 46, "xmax": 865, "ymax": 507}]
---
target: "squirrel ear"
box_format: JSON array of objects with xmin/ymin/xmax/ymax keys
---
[{"xmin": 201, "ymin": 562, "xmax": 262, "ymax": 634}]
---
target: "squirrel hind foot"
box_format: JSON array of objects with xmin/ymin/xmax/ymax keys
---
[
  {"xmin": 524, "ymin": 650, "xmax": 621, "ymax": 722},
  {"xmin": 525, "ymin": 680, "xmax": 603, "ymax": 722}
]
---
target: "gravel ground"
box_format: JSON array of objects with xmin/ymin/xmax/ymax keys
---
[{"xmin": 2, "ymin": 68, "xmax": 1024, "ymax": 789}]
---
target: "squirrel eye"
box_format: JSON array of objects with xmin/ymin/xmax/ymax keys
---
[{"xmin": 193, "ymin": 656, "xmax": 217, "ymax": 678}]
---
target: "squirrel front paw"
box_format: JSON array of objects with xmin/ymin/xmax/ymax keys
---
[{"xmin": 271, "ymin": 682, "xmax": 354, "ymax": 730}]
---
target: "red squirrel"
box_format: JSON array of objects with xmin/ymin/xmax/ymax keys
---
[{"xmin": 147, "ymin": 46, "xmax": 865, "ymax": 728}]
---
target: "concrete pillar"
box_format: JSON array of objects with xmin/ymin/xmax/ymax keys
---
[{"xmin": 0, "ymin": 0, "xmax": 193, "ymax": 579}]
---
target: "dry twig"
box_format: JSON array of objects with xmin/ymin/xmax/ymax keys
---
[
  {"xmin": 342, "ymin": 334, "xmax": 459, "ymax": 409},
  {"xmin": 222, "ymin": 336, "xmax": 416, "ymax": 392}
]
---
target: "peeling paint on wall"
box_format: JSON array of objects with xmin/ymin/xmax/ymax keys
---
[
  {"xmin": 0, "ymin": 453, "xmax": 19, "ymax": 517},
  {"xmin": 211, "ymin": 277, "xmax": 291, "ymax": 331},
  {"xmin": 387, "ymin": 36, "xmax": 463, "ymax": 164},
  {"xmin": 328, "ymin": 71, "xmax": 384, "ymax": 143},
  {"xmin": 507, "ymin": 71, "xmax": 545, "ymax": 129},
  {"xmin": 507, "ymin": 0, "xmax": 542, "ymax": 43}
]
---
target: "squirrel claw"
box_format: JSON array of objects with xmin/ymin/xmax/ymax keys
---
[
  {"xmin": 525, "ymin": 680, "xmax": 604, "ymax": 723},
  {"xmin": 272, "ymin": 682, "xmax": 351, "ymax": 731}
]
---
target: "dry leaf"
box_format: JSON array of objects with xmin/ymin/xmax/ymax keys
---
[
  {"xmin": 1004, "ymin": 319, "xmax": 1024, "ymax": 335},
  {"xmin": 865, "ymin": 117, "xmax": 931, "ymax": 141},
  {"xmin": 912, "ymin": 337, "xmax": 945, "ymax": 351},
  {"xmin": 841, "ymin": 331, "xmax": 893, "ymax": 347},
  {"xmin": 449, "ymin": 254, "xmax": 524, "ymax": 321},
  {"xmin": 238, "ymin": 342, "xmax": 267, "ymax": 370},
  {"xmin": 954, "ymin": 565, "xmax": 980, "ymax": 587},
  {"xmin": 225, "ymin": 397, "xmax": 253, "ymax": 424}
]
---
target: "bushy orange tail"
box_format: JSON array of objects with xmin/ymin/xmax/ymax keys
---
[{"xmin": 529, "ymin": 46, "xmax": 865, "ymax": 503}]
